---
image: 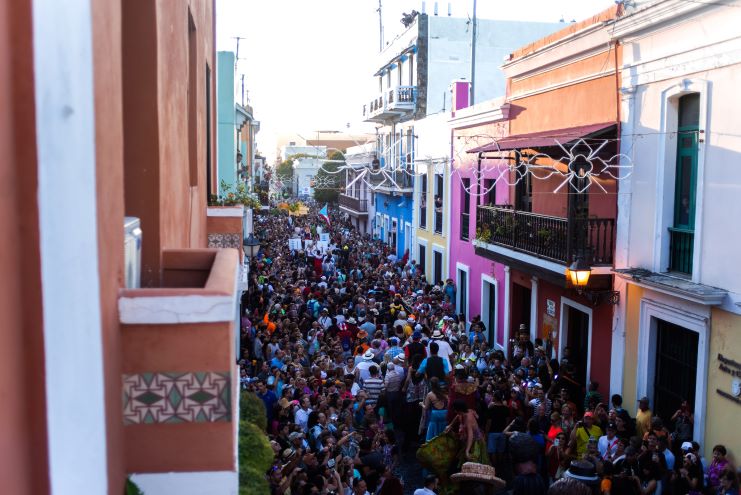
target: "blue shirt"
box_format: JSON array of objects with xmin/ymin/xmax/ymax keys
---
[
  {"xmin": 418, "ymin": 356, "xmax": 450, "ymax": 375},
  {"xmin": 257, "ymin": 390, "xmax": 277, "ymax": 421}
]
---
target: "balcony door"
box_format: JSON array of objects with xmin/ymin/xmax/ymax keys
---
[{"xmin": 669, "ymin": 93, "xmax": 699, "ymax": 275}]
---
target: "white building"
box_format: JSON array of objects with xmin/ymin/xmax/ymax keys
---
[
  {"xmin": 610, "ymin": 0, "xmax": 741, "ymax": 458},
  {"xmin": 340, "ymin": 143, "xmax": 376, "ymax": 234},
  {"xmin": 361, "ymin": 12, "xmax": 563, "ymax": 258},
  {"xmin": 279, "ymin": 145, "xmax": 327, "ymax": 198}
]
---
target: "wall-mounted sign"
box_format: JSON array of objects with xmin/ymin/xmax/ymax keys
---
[
  {"xmin": 716, "ymin": 353, "xmax": 741, "ymax": 405},
  {"xmin": 546, "ymin": 299, "xmax": 556, "ymax": 317}
]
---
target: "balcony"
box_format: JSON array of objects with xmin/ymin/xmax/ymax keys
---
[
  {"xmin": 386, "ymin": 85, "xmax": 416, "ymax": 112},
  {"xmin": 368, "ymin": 167, "xmax": 414, "ymax": 195},
  {"xmin": 339, "ymin": 194, "xmax": 368, "ymax": 214},
  {"xmin": 119, "ymin": 248, "xmax": 240, "ymax": 485},
  {"xmin": 362, "ymin": 85, "xmax": 417, "ymax": 123},
  {"xmin": 434, "ymin": 210, "xmax": 443, "ymax": 234},
  {"xmin": 475, "ymin": 205, "xmax": 615, "ymax": 266},
  {"xmin": 668, "ymin": 227, "xmax": 694, "ymax": 275}
]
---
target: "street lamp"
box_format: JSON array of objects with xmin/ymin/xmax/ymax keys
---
[
  {"xmin": 242, "ymin": 232, "xmax": 261, "ymax": 260},
  {"xmin": 566, "ymin": 257, "xmax": 591, "ymax": 289}
]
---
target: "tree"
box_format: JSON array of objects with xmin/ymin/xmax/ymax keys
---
[
  {"xmin": 275, "ymin": 158, "xmax": 294, "ymax": 179},
  {"xmin": 313, "ymin": 150, "xmax": 344, "ymax": 204}
]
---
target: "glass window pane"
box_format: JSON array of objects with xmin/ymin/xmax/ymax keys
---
[{"xmin": 678, "ymin": 93, "xmax": 700, "ymax": 128}]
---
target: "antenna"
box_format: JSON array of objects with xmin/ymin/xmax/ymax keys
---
[
  {"xmin": 434, "ymin": 2, "xmax": 438, "ymax": 15},
  {"xmin": 377, "ymin": 0, "xmax": 384, "ymax": 52},
  {"xmin": 448, "ymin": 2, "xmax": 452, "ymax": 16},
  {"xmin": 421, "ymin": 1, "xmax": 426, "ymax": 14},
  {"xmin": 470, "ymin": 0, "xmax": 477, "ymax": 105}
]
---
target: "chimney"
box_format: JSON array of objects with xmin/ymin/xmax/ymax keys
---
[{"xmin": 450, "ymin": 79, "xmax": 471, "ymax": 117}]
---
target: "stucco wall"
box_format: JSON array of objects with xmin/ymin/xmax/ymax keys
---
[
  {"xmin": 122, "ymin": 0, "xmax": 215, "ymax": 286},
  {"xmin": 705, "ymin": 309, "xmax": 741, "ymax": 464},
  {"xmin": 0, "ymin": 1, "xmax": 50, "ymax": 493},
  {"xmin": 92, "ymin": 0, "xmax": 126, "ymax": 491}
]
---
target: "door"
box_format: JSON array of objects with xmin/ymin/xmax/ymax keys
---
[
  {"xmin": 654, "ymin": 319, "xmax": 698, "ymax": 425},
  {"xmin": 418, "ymin": 244, "xmax": 426, "ymax": 278},
  {"xmin": 483, "ymin": 280, "xmax": 496, "ymax": 344},
  {"xmin": 404, "ymin": 223, "xmax": 412, "ymax": 257},
  {"xmin": 433, "ymin": 251, "xmax": 443, "ymax": 284},
  {"xmin": 457, "ymin": 268, "xmax": 468, "ymax": 320},
  {"xmin": 566, "ymin": 305, "xmax": 590, "ymax": 387},
  {"xmin": 512, "ymin": 284, "xmax": 531, "ymax": 340}
]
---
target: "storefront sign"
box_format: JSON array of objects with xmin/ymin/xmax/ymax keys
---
[
  {"xmin": 716, "ymin": 353, "xmax": 741, "ymax": 405},
  {"xmin": 546, "ymin": 299, "xmax": 556, "ymax": 317}
]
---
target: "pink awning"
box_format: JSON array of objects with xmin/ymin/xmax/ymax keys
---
[{"xmin": 467, "ymin": 122, "xmax": 616, "ymax": 153}]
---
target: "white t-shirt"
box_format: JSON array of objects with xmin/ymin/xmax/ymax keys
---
[{"xmin": 428, "ymin": 338, "xmax": 454, "ymax": 366}]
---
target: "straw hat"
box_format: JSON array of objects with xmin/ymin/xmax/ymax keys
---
[{"xmin": 450, "ymin": 463, "xmax": 505, "ymax": 490}]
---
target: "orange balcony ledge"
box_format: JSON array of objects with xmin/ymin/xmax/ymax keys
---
[{"xmin": 119, "ymin": 248, "xmax": 240, "ymax": 494}]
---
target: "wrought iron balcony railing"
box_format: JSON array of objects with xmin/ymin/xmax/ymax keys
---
[{"xmin": 476, "ymin": 205, "xmax": 615, "ymax": 266}]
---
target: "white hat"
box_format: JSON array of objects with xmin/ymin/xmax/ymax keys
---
[
  {"xmin": 394, "ymin": 354, "xmax": 405, "ymax": 363},
  {"xmin": 431, "ymin": 329, "xmax": 444, "ymax": 339},
  {"xmin": 362, "ymin": 349, "xmax": 374, "ymax": 360},
  {"xmin": 347, "ymin": 317, "xmax": 357, "ymax": 324}
]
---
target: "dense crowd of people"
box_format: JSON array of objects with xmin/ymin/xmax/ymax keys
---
[{"xmin": 239, "ymin": 202, "xmax": 739, "ymax": 495}]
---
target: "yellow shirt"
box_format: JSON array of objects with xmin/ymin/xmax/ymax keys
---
[
  {"xmin": 636, "ymin": 408, "xmax": 652, "ymax": 439},
  {"xmin": 574, "ymin": 424, "xmax": 603, "ymax": 456}
]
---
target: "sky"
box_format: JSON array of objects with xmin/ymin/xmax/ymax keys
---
[{"xmin": 216, "ymin": 0, "xmax": 615, "ymax": 163}]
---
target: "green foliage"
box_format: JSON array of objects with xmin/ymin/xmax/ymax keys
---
[
  {"xmin": 275, "ymin": 159, "xmax": 294, "ymax": 178},
  {"xmin": 238, "ymin": 421, "xmax": 273, "ymax": 495},
  {"xmin": 313, "ymin": 150, "xmax": 344, "ymax": 204},
  {"xmin": 124, "ymin": 478, "xmax": 144, "ymax": 495},
  {"xmin": 476, "ymin": 226, "xmax": 492, "ymax": 243},
  {"xmin": 209, "ymin": 180, "xmax": 260, "ymax": 209},
  {"xmin": 240, "ymin": 391, "xmax": 267, "ymax": 432}
]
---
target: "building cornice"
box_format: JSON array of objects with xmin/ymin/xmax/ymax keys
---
[
  {"xmin": 449, "ymin": 103, "xmax": 510, "ymax": 129},
  {"xmin": 610, "ymin": 0, "xmax": 712, "ymax": 39}
]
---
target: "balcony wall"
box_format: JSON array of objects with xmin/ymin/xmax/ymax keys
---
[
  {"xmin": 476, "ymin": 205, "xmax": 615, "ymax": 266},
  {"xmin": 119, "ymin": 248, "xmax": 239, "ymax": 479},
  {"xmin": 339, "ymin": 194, "xmax": 368, "ymax": 213},
  {"xmin": 207, "ymin": 205, "xmax": 244, "ymax": 259}
]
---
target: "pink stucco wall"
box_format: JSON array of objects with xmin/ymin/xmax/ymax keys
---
[{"xmin": 449, "ymin": 120, "xmax": 510, "ymax": 347}]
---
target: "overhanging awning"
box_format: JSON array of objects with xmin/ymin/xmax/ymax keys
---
[{"xmin": 467, "ymin": 122, "xmax": 616, "ymax": 154}]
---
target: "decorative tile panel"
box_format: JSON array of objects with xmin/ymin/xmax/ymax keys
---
[
  {"xmin": 208, "ymin": 233, "xmax": 241, "ymax": 249},
  {"xmin": 123, "ymin": 372, "xmax": 231, "ymax": 425}
]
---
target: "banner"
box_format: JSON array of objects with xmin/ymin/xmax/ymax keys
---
[
  {"xmin": 319, "ymin": 233, "xmax": 330, "ymax": 243},
  {"xmin": 288, "ymin": 238, "xmax": 303, "ymax": 251}
]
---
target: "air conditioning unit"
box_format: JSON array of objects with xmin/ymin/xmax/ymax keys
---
[{"xmin": 124, "ymin": 217, "xmax": 142, "ymax": 289}]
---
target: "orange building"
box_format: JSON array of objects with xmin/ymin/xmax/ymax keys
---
[
  {"xmin": 1, "ymin": 1, "xmax": 243, "ymax": 493},
  {"xmin": 472, "ymin": 6, "xmax": 624, "ymax": 397}
]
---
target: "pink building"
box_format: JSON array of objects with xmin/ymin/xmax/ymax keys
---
[{"xmin": 448, "ymin": 85, "xmax": 512, "ymax": 348}]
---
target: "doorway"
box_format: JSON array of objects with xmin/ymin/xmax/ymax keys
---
[
  {"xmin": 457, "ymin": 266, "xmax": 468, "ymax": 321},
  {"xmin": 653, "ymin": 319, "xmax": 698, "ymax": 424},
  {"xmin": 559, "ymin": 298, "xmax": 593, "ymax": 390},
  {"xmin": 481, "ymin": 276, "xmax": 497, "ymax": 345},
  {"xmin": 433, "ymin": 250, "xmax": 443, "ymax": 284},
  {"xmin": 566, "ymin": 305, "xmax": 590, "ymax": 386},
  {"xmin": 511, "ymin": 283, "xmax": 532, "ymax": 341}
]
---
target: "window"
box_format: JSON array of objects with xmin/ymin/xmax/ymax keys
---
[
  {"xmin": 434, "ymin": 174, "xmax": 443, "ymax": 234},
  {"xmin": 187, "ymin": 10, "xmax": 198, "ymax": 187},
  {"xmin": 205, "ymin": 64, "xmax": 212, "ymax": 199},
  {"xmin": 669, "ymin": 93, "xmax": 699, "ymax": 274},
  {"xmin": 461, "ymin": 178, "xmax": 471, "ymax": 240},
  {"xmin": 408, "ymin": 53, "xmax": 415, "ymax": 86},
  {"xmin": 484, "ymin": 178, "xmax": 496, "ymax": 205},
  {"xmin": 419, "ymin": 173, "xmax": 427, "ymax": 229}
]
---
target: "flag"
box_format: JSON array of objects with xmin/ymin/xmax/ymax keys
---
[{"xmin": 318, "ymin": 204, "xmax": 331, "ymax": 227}]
